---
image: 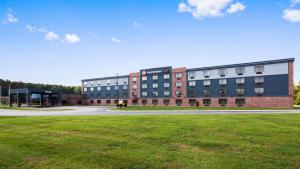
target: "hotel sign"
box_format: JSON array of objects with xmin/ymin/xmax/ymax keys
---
[{"xmin": 141, "ymin": 68, "xmax": 170, "ymax": 76}]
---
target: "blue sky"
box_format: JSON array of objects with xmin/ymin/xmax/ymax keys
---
[{"xmin": 0, "ymin": 0, "xmax": 299, "ymax": 86}]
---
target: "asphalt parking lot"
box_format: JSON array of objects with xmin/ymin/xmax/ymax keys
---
[{"xmin": 0, "ymin": 106, "xmax": 299, "ymax": 116}]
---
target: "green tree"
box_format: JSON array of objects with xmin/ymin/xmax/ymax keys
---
[{"xmin": 294, "ymin": 82, "xmax": 300, "ymax": 105}]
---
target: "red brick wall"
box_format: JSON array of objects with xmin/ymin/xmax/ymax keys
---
[
  {"xmin": 129, "ymin": 72, "xmax": 140, "ymax": 105},
  {"xmin": 172, "ymin": 67, "xmax": 187, "ymax": 100}
]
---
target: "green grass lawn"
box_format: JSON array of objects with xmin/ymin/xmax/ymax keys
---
[
  {"xmin": 0, "ymin": 114, "xmax": 299, "ymax": 169},
  {"xmin": 0, "ymin": 106, "xmax": 73, "ymax": 111},
  {"xmin": 115, "ymin": 106, "xmax": 290, "ymax": 111}
]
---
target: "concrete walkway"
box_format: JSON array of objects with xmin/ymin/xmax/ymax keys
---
[{"xmin": 0, "ymin": 106, "xmax": 299, "ymax": 116}]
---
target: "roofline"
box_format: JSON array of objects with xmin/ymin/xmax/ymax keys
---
[
  {"xmin": 187, "ymin": 58, "xmax": 295, "ymax": 71},
  {"xmin": 140, "ymin": 66, "xmax": 172, "ymax": 71},
  {"xmin": 82, "ymin": 75, "xmax": 129, "ymax": 82}
]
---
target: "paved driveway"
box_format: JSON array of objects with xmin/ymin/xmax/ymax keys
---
[{"xmin": 0, "ymin": 106, "xmax": 299, "ymax": 116}]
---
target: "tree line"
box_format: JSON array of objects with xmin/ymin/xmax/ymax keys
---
[
  {"xmin": 0, "ymin": 79, "xmax": 81, "ymax": 96},
  {"xmin": 294, "ymin": 82, "xmax": 300, "ymax": 105}
]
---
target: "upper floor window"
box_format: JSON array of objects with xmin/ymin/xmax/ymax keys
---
[
  {"xmin": 164, "ymin": 74, "xmax": 170, "ymax": 79},
  {"xmin": 203, "ymin": 70, "xmax": 210, "ymax": 78},
  {"xmin": 189, "ymin": 81, "xmax": 196, "ymax": 87},
  {"xmin": 132, "ymin": 77, "xmax": 137, "ymax": 82},
  {"xmin": 176, "ymin": 90, "xmax": 182, "ymax": 97},
  {"xmin": 83, "ymin": 87, "xmax": 87, "ymax": 92},
  {"xmin": 255, "ymin": 88, "xmax": 264, "ymax": 95},
  {"xmin": 142, "ymin": 84, "xmax": 147, "ymax": 89},
  {"xmin": 90, "ymin": 87, "xmax": 94, "ymax": 92},
  {"xmin": 153, "ymin": 83, "xmax": 158, "ymax": 88},
  {"xmin": 203, "ymin": 80, "xmax": 211, "ymax": 86},
  {"xmin": 153, "ymin": 91, "xmax": 159, "ymax": 97},
  {"xmin": 115, "ymin": 86, "xmax": 119, "ymax": 90},
  {"xmin": 176, "ymin": 82, "xmax": 182, "ymax": 87},
  {"xmin": 123, "ymin": 85, "xmax": 128, "ymax": 90},
  {"xmin": 176, "ymin": 73, "xmax": 183, "ymax": 79},
  {"xmin": 164, "ymin": 91, "xmax": 170, "ymax": 96},
  {"xmin": 203, "ymin": 89, "xmax": 210, "ymax": 97},
  {"xmin": 236, "ymin": 88, "xmax": 245, "ymax": 96},
  {"xmin": 219, "ymin": 88, "xmax": 227, "ymax": 97},
  {"xmin": 153, "ymin": 75, "xmax": 158, "ymax": 80},
  {"xmin": 132, "ymin": 84, "xmax": 137, "ymax": 89},
  {"xmin": 254, "ymin": 65, "xmax": 264, "ymax": 74},
  {"xmin": 236, "ymin": 67, "xmax": 245, "ymax": 75},
  {"xmin": 114, "ymin": 79, "xmax": 118, "ymax": 85},
  {"xmin": 90, "ymin": 81, "xmax": 94, "ymax": 86},
  {"xmin": 97, "ymin": 87, "xmax": 101, "ymax": 91},
  {"xmin": 236, "ymin": 78, "xmax": 245, "ymax": 84},
  {"xmin": 164, "ymin": 83, "xmax": 170, "ymax": 88},
  {"xmin": 97, "ymin": 80, "xmax": 102, "ymax": 85},
  {"xmin": 142, "ymin": 76, "xmax": 147, "ymax": 81},
  {"xmin": 218, "ymin": 68, "xmax": 227, "ymax": 77},
  {"xmin": 107, "ymin": 86, "xmax": 111, "ymax": 91},
  {"xmin": 142, "ymin": 92, "xmax": 147, "ymax": 97},
  {"xmin": 189, "ymin": 71, "xmax": 196, "ymax": 79},
  {"xmin": 123, "ymin": 81, "xmax": 128, "ymax": 85},
  {"xmin": 219, "ymin": 79, "xmax": 227, "ymax": 85},
  {"xmin": 106, "ymin": 80, "xmax": 111, "ymax": 86},
  {"xmin": 254, "ymin": 77, "xmax": 264, "ymax": 83},
  {"xmin": 83, "ymin": 81, "xmax": 88, "ymax": 86}
]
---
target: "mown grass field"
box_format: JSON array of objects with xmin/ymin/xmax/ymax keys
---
[
  {"xmin": 115, "ymin": 106, "xmax": 290, "ymax": 111},
  {"xmin": 0, "ymin": 114, "xmax": 299, "ymax": 169}
]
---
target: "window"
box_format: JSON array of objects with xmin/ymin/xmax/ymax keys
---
[
  {"xmin": 163, "ymin": 99, "xmax": 170, "ymax": 106},
  {"xmin": 164, "ymin": 91, "xmax": 170, "ymax": 96},
  {"xmin": 106, "ymin": 100, "xmax": 111, "ymax": 104},
  {"xmin": 219, "ymin": 88, "xmax": 227, "ymax": 97},
  {"xmin": 254, "ymin": 77, "xmax": 264, "ymax": 83},
  {"xmin": 189, "ymin": 81, "xmax": 196, "ymax": 87},
  {"xmin": 107, "ymin": 86, "xmax": 111, "ymax": 91},
  {"xmin": 236, "ymin": 88, "xmax": 245, "ymax": 96},
  {"xmin": 83, "ymin": 81, "xmax": 88, "ymax": 86},
  {"xmin": 203, "ymin": 99, "xmax": 211, "ymax": 106},
  {"xmin": 203, "ymin": 89, "xmax": 210, "ymax": 97},
  {"xmin": 114, "ymin": 79, "xmax": 118, "ymax": 85},
  {"xmin": 123, "ymin": 86, "xmax": 128, "ymax": 90},
  {"xmin": 219, "ymin": 68, "xmax": 227, "ymax": 77},
  {"xmin": 176, "ymin": 82, "xmax": 182, "ymax": 87},
  {"xmin": 97, "ymin": 87, "xmax": 101, "ymax": 91},
  {"xmin": 255, "ymin": 88, "xmax": 264, "ymax": 96},
  {"xmin": 236, "ymin": 67, "xmax": 245, "ymax": 75},
  {"xmin": 152, "ymin": 99, "xmax": 158, "ymax": 106},
  {"xmin": 90, "ymin": 81, "xmax": 94, "ymax": 86},
  {"xmin": 188, "ymin": 89, "xmax": 196, "ymax": 97},
  {"xmin": 176, "ymin": 90, "xmax": 182, "ymax": 97},
  {"xmin": 219, "ymin": 79, "xmax": 227, "ymax": 85},
  {"xmin": 164, "ymin": 74, "xmax": 170, "ymax": 79},
  {"xmin": 83, "ymin": 88, "xmax": 87, "ymax": 92},
  {"xmin": 132, "ymin": 84, "xmax": 137, "ymax": 89},
  {"xmin": 90, "ymin": 100, "xmax": 94, "ymax": 104},
  {"xmin": 132, "ymin": 92, "xmax": 137, "ymax": 97},
  {"xmin": 97, "ymin": 100, "xmax": 101, "ymax": 104},
  {"xmin": 90, "ymin": 87, "xmax": 94, "ymax": 92},
  {"xmin": 142, "ymin": 76, "xmax": 147, "ymax": 81},
  {"xmin": 236, "ymin": 99, "xmax": 246, "ymax": 106},
  {"xmin": 153, "ymin": 75, "xmax": 158, "ymax": 80},
  {"xmin": 189, "ymin": 71, "xmax": 196, "ymax": 79},
  {"xmin": 164, "ymin": 83, "xmax": 170, "ymax": 88},
  {"xmin": 124, "ymin": 81, "xmax": 128, "ymax": 85},
  {"xmin": 219, "ymin": 99, "xmax": 227, "ymax": 106},
  {"xmin": 152, "ymin": 83, "xmax": 158, "ymax": 88},
  {"xmin": 115, "ymin": 86, "xmax": 119, "ymax": 90},
  {"xmin": 236, "ymin": 78, "xmax": 245, "ymax": 84},
  {"xmin": 98, "ymin": 80, "xmax": 102, "ymax": 85},
  {"xmin": 153, "ymin": 91, "xmax": 158, "ymax": 97},
  {"xmin": 203, "ymin": 80, "xmax": 211, "ymax": 86},
  {"xmin": 142, "ymin": 84, "xmax": 147, "ymax": 89},
  {"xmin": 176, "ymin": 73, "xmax": 183, "ymax": 79},
  {"xmin": 142, "ymin": 99, "xmax": 147, "ymax": 105},
  {"xmin": 142, "ymin": 92, "xmax": 147, "ymax": 97},
  {"xmin": 189, "ymin": 99, "xmax": 196, "ymax": 106},
  {"xmin": 203, "ymin": 70, "xmax": 210, "ymax": 78},
  {"xmin": 132, "ymin": 77, "xmax": 137, "ymax": 82},
  {"xmin": 255, "ymin": 65, "xmax": 264, "ymax": 74},
  {"xmin": 106, "ymin": 80, "xmax": 111, "ymax": 86},
  {"xmin": 176, "ymin": 99, "xmax": 182, "ymax": 106}
]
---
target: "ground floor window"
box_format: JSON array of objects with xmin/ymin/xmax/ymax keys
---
[
  {"xmin": 97, "ymin": 100, "xmax": 101, "ymax": 104},
  {"xmin": 189, "ymin": 99, "xmax": 196, "ymax": 106},
  {"xmin": 132, "ymin": 98, "xmax": 138, "ymax": 105},
  {"xmin": 219, "ymin": 99, "xmax": 227, "ymax": 106},
  {"xmin": 106, "ymin": 100, "xmax": 111, "ymax": 105},
  {"xmin": 114, "ymin": 100, "xmax": 119, "ymax": 104},
  {"xmin": 235, "ymin": 98, "xmax": 246, "ymax": 106},
  {"xmin": 77, "ymin": 100, "xmax": 82, "ymax": 105},
  {"xmin": 152, "ymin": 99, "xmax": 158, "ymax": 106},
  {"xmin": 203, "ymin": 99, "xmax": 211, "ymax": 107},
  {"xmin": 142, "ymin": 99, "xmax": 147, "ymax": 105},
  {"xmin": 176, "ymin": 99, "xmax": 182, "ymax": 106},
  {"xmin": 90, "ymin": 100, "xmax": 94, "ymax": 104},
  {"xmin": 163, "ymin": 99, "xmax": 170, "ymax": 106}
]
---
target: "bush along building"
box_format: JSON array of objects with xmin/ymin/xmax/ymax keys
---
[{"xmin": 82, "ymin": 58, "xmax": 294, "ymax": 108}]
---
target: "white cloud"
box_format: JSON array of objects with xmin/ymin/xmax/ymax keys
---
[
  {"xmin": 227, "ymin": 2, "xmax": 246, "ymax": 14},
  {"xmin": 65, "ymin": 34, "xmax": 80, "ymax": 43},
  {"xmin": 111, "ymin": 37, "xmax": 122, "ymax": 43},
  {"xmin": 282, "ymin": 9, "xmax": 300, "ymax": 23},
  {"xmin": 178, "ymin": 0, "xmax": 246, "ymax": 20},
  {"xmin": 2, "ymin": 10, "xmax": 18, "ymax": 24},
  {"xmin": 133, "ymin": 21, "xmax": 143, "ymax": 28},
  {"xmin": 45, "ymin": 31, "xmax": 60, "ymax": 41},
  {"xmin": 26, "ymin": 25, "xmax": 48, "ymax": 33}
]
